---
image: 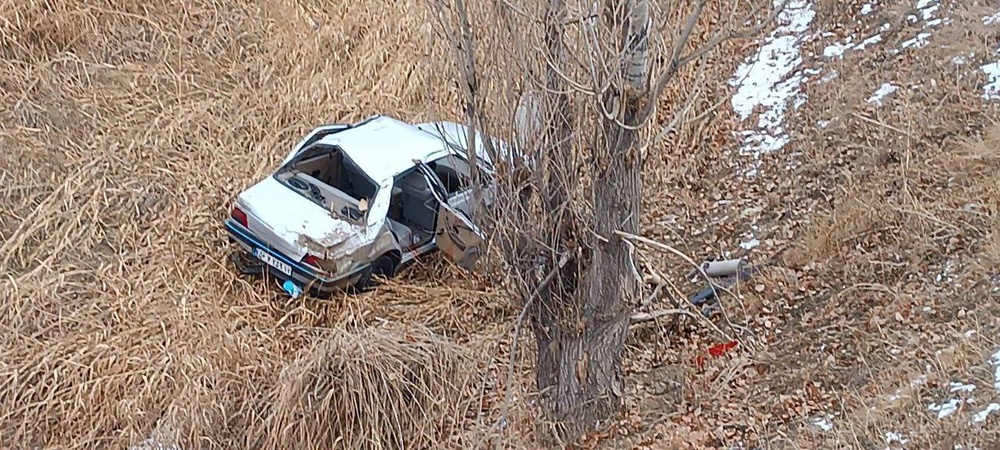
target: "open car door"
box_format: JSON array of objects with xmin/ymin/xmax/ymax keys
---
[{"xmin": 414, "ymin": 161, "xmax": 486, "ymax": 270}]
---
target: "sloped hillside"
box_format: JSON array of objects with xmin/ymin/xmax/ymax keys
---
[{"xmin": 1, "ymin": 0, "xmax": 998, "ymax": 449}]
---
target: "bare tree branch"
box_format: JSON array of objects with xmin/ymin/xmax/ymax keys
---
[
  {"xmin": 630, "ymin": 308, "xmax": 691, "ymax": 325},
  {"xmin": 633, "ymin": 0, "xmax": 790, "ymax": 127}
]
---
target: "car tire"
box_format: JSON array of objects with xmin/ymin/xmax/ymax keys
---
[{"xmin": 353, "ymin": 254, "xmax": 397, "ymax": 292}]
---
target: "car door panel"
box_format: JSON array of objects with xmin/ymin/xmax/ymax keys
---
[
  {"xmin": 413, "ymin": 161, "xmax": 485, "ymax": 270},
  {"xmin": 434, "ymin": 204, "xmax": 483, "ymax": 270}
]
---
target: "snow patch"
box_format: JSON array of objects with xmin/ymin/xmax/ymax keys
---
[
  {"xmin": 915, "ymin": 0, "xmax": 938, "ymax": 20},
  {"xmin": 981, "ymin": 62, "xmax": 1000, "ymax": 100},
  {"xmin": 739, "ymin": 237, "xmax": 760, "ymax": 250},
  {"xmin": 972, "ymin": 403, "xmax": 999, "ymax": 424},
  {"xmin": 898, "ymin": 0, "xmax": 952, "ymax": 50},
  {"xmin": 982, "ymin": 12, "xmax": 1000, "ymax": 25},
  {"xmin": 824, "ymin": 41, "xmax": 852, "ymax": 58},
  {"xmin": 729, "ymin": 0, "xmax": 816, "ymax": 164},
  {"xmin": 812, "ymin": 415, "xmax": 834, "ymax": 431},
  {"xmin": 902, "ymin": 32, "xmax": 932, "ymax": 49},
  {"xmin": 928, "ymin": 398, "xmax": 962, "ymax": 418},
  {"xmin": 855, "ymin": 34, "xmax": 883, "ymax": 51},
  {"xmin": 868, "ymin": 83, "xmax": 899, "ymax": 106},
  {"xmin": 823, "ymin": 34, "xmax": 884, "ymax": 58},
  {"xmin": 884, "ymin": 431, "xmax": 909, "ymax": 446},
  {"xmin": 949, "ymin": 381, "xmax": 976, "ymax": 393},
  {"xmin": 860, "ymin": 1, "xmax": 878, "ymax": 15}
]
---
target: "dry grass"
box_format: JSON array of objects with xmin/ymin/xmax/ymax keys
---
[
  {"xmin": 255, "ymin": 324, "xmax": 477, "ymax": 450},
  {"xmin": 2, "ymin": 0, "xmax": 999, "ymax": 448},
  {"xmin": 0, "ymin": 0, "xmax": 495, "ymax": 448}
]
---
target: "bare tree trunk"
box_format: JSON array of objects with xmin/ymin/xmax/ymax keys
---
[
  {"xmin": 530, "ymin": 0, "xmax": 648, "ymax": 443},
  {"xmin": 435, "ymin": 0, "xmax": 773, "ymax": 445}
]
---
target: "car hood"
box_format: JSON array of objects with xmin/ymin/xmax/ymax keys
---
[{"xmin": 236, "ymin": 176, "xmax": 370, "ymax": 259}]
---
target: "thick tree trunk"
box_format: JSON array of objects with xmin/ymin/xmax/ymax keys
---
[
  {"xmin": 529, "ymin": 0, "xmax": 648, "ymax": 444},
  {"xmin": 532, "ymin": 3, "xmax": 646, "ymax": 445},
  {"xmin": 532, "ymin": 115, "xmax": 642, "ymax": 443},
  {"xmin": 532, "ymin": 273, "xmax": 632, "ymax": 441}
]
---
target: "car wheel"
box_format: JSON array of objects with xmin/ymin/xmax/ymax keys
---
[{"xmin": 353, "ymin": 254, "xmax": 397, "ymax": 292}]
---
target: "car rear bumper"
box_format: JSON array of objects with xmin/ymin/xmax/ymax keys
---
[{"xmin": 223, "ymin": 218, "xmax": 365, "ymax": 293}]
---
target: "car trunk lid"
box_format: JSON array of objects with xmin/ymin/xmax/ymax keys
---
[{"xmin": 236, "ymin": 176, "xmax": 363, "ymax": 261}]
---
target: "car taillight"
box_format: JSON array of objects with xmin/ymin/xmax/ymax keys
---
[
  {"xmin": 231, "ymin": 206, "xmax": 248, "ymax": 228},
  {"xmin": 302, "ymin": 254, "xmax": 323, "ymax": 269}
]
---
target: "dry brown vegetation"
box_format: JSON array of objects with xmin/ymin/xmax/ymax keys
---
[
  {"xmin": 1, "ymin": 0, "xmax": 999, "ymax": 449},
  {"xmin": 258, "ymin": 324, "xmax": 476, "ymax": 450}
]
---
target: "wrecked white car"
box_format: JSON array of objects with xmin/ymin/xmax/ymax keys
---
[{"xmin": 224, "ymin": 114, "xmax": 506, "ymax": 294}]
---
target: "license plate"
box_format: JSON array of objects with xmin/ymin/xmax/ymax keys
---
[{"xmin": 253, "ymin": 247, "xmax": 292, "ymax": 276}]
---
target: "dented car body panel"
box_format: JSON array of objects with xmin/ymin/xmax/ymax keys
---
[{"xmin": 224, "ymin": 114, "xmax": 507, "ymax": 294}]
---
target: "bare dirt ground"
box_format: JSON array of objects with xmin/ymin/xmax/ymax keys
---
[{"xmin": 1, "ymin": 0, "xmax": 998, "ymax": 449}]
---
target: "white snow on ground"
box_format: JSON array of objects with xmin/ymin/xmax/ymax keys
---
[
  {"xmin": 729, "ymin": 1, "xmax": 1000, "ymax": 440},
  {"xmin": 900, "ymin": 0, "xmax": 951, "ymax": 49},
  {"xmin": 737, "ymin": 0, "xmax": 1000, "ymax": 439},
  {"xmin": 728, "ymin": 0, "xmax": 816, "ymax": 164},
  {"xmin": 981, "ymin": 62, "xmax": 1000, "ymax": 100},
  {"xmin": 968, "ymin": 350, "xmax": 1000, "ymax": 425},
  {"xmin": 825, "ymin": 0, "xmax": 950, "ymax": 58},
  {"xmin": 812, "ymin": 415, "xmax": 834, "ymax": 431},
  {"xmin": 901, "ymin": 32, "xmax": 932, "ymax": 49},
  {"xmin": 915, "ymin": 0, "xmax": 939, "ymax": 20},
  {"xmin": 868, "ymin": 83, "xmax": 899, "ymax": 106},
  {"xmin": 884, "ymin": 431, "xmax": 910, "ymax": 446},
  {"xmin": 914, "ymin": 349, "xmax": 1000, "ymax": 427},
  {"xmin": 949, "ymin": 381, "xmax": 976, "ymax": 393},
  {"xmin": 972, "ymin": 403, "xmax": 999, "ymax": 424},
  {"xmin": 929, "ymin": 398, "xmax": 963, "ymax": 418},
  {"xmin": 726, "ymin": 0, "xmax": 816, "ymax": 253},
  {"xmin": 860, "ymin": 0, "xmax": 878, "ymax": 15},
  {"xmin": 824, "ymin": 32, "xmax": 886, "ymax": 58},
  {"xmin": 739, "ymin": 237, "xmax": 760, "ymax": 250}
]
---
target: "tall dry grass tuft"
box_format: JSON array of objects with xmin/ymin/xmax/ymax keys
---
[{"xmin": 254, "ymin": 324, "xmax": 477, "ymax": 450}]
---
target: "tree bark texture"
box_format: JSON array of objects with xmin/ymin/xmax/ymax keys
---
[{"xmin": 530, "ymin": 0, "xmax": 647, "ymax": 443}]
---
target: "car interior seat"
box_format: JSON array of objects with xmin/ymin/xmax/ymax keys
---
[
  {"xmin": 434, "ymin": 164, "xmax": 464, "ymax": 193},
  {"xmin": 395, "ymin": 172, "xmax": 437, "ymax": 231}
]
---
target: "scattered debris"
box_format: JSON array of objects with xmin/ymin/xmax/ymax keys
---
[
  {"xmin": 688, "ymin": 261, "xmax": 771, "ymax": 308},
  {"xmin": 281, "ymin": 279, "xmax": 303, "ymax": 298},
  {"xmin": 695, "ymin": 340, "xmax": 740, "ymax": 367}
]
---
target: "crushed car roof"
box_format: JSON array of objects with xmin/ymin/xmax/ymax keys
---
[{"xmin": 315, "ymin": 115, "xmax": 452, "ymax": 183}]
